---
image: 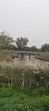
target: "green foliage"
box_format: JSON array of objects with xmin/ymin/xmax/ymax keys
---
[
  {"xmin": 41, "ymin": 43, "xmax": 49, "ymax": 52},
  {"xmin": 30, "ymin": 46, "xmax": 38, "ymax": 51},
  {"xmin": 0, "ymin": 84, "xmax": 49, "ymax": 111},
  {"xmin": 0, "ymin": 31, "xmax": 14, "ymax": 50},
  {"xmin": 16, "ymin": 37, "xmax": 29, "ymax": 50},
  {"xmin": 0, "ymin": 65, "xmax": 49, "ymax": 88},
  {"xmin": 0, "ymin": 83, "xmax": 8, "ymax": 88},
  {"xmin": 1, "ymin": 31, "xmax": 49, "ymax": 51}
]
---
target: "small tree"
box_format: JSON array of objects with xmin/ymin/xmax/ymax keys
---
[
  {"xmin": 16, "ymin": 37, "xmax": 29, "ymax": 50},
  {"xmin": 0, "ymin": 31, "xmax": 14, "ymax": 49}
]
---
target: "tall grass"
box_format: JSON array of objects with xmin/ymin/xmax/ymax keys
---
[{"xmin": 0, "ymin": 66, "xmax": 49, "ymax": 87}]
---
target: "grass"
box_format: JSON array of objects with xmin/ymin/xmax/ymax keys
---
[
  {"xmin": 0, "ymin": 83, "xmax": 49, "ymax": 111},
  {"xmin": 35, "ymin": 52, "xmax": 49, "ymax": 61},
  {"xmin": 0, "ymin": 50, "xmax": 18, "ymax": 61}
]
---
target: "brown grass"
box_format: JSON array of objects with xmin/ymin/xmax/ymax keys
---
[
  {"xmin": 35, "ymin": 52, "xmax": 49, "ymax": 61},
  {"xmin": 0, "ymin": 50, "xmax": 18, "ymax": 61}
]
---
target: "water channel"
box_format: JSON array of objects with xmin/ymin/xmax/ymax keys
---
[{"xmin": 13, "ymin": 54, "xmax": 49, "ymax": 69}]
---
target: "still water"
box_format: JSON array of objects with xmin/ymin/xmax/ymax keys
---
[{"xmin": 14, "ymin": 54, "xmax": 49, "ymax": 69}]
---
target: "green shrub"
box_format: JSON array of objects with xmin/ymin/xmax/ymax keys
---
[{"xmin": 0, "ymin": 84, "xmax": 49, "ymax": 111}]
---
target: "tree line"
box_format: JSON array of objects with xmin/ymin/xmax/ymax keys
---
[{"xmin": 0, "ymin": 31, "xmax": 49, "ymax": 51}]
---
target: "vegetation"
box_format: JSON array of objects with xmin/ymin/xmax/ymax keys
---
[
  {"xmin": 35, "ymin": 52, "xmax": 49, "ymax": 61},
  {"xmin": 0, "ymin": 31, "xmax": 14, "ymax": 49},
  {"xmin": 0, "ymin": 50, "xmax": 18, "ymax": 61},
  {"xmin": 0, "ymin": 31, "xmax": 49, "ymax": 111},
  {"xmin": 1, "ymin": 31, "xmax": 49, "ymax": 52},
  {"xmin": 0, "ymin": 83, "xmax": 49, "ymax": 111},
  {"xmin": 0, "ymin": 66, "xmax": 49, "ymax": 88},
  {"xmin": 16, "ymin": 37, "xmax": 29, "ymax": 50},
  {"xmin": 41, "ymin": 44, "xmax": 49, "ymax": 52},
  {"xmin": 0, "ymin": 49, "xmax": 49, "ymax": 62}
]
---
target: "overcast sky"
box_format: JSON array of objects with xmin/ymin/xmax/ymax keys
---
[{"xmin": 0, "ymin": 0, "xmax": 49, "ymax": 48}]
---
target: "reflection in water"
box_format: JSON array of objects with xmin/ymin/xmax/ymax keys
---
[{"xmin": 14, "ymin": 55, "xmax": 49, "ymax": 69}]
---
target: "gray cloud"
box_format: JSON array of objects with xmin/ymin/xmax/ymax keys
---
[{"xmin": 0, "ymin": 0, "xmax": 49, "ymax": 48}]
